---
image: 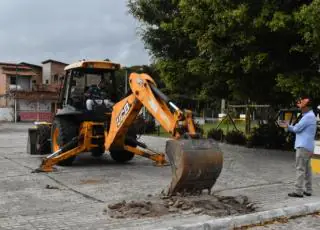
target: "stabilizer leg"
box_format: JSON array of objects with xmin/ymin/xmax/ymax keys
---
[
  {"xmin": 32, "ymin": 137, "xmax": 85, "ymax": 173},
  {"xmin": 124, "ymin": 145, "xmax": 169, "ymax": 166}
]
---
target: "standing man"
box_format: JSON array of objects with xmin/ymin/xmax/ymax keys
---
[{"xmin": 280, "ymin": 96, "xmax": 317, "ymax": 198}]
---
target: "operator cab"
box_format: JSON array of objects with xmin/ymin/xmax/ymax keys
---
[{"xmin": 57, "ymin": 60, "xmax": 121, "ymax": 122}]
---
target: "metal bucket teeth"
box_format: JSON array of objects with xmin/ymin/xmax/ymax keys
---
[{"xmin": 165, "ymin": 138, "xmax": 223, "ymax": 196}]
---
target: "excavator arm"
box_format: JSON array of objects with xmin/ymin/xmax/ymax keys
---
[
  {"xmin": 105, "ymin": 73, "xmax": 223, "ymax": 195},
  {"xmin": 105, "ymin": 73, "xmax": 196, "ymax": 150}
]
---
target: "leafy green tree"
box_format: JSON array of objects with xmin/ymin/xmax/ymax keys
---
[
  {"xmin": 277, "ymin": 0, "xmax": 320, "ymax": 101},
  {"xmin": 179, "ymin": 0, "xmax": 319, "ymax": 105},
  {"xmin": 127, "ymin": 0, "xmax": 226, "ymax": 101},
  {"xmin": 128, "ymin": 0, "xmax": 320, "ymax": 108}
]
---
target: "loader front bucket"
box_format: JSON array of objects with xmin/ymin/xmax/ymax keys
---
[{"xmin": 166, "ymin": 138, "xmax": 223, "ymax": 196}]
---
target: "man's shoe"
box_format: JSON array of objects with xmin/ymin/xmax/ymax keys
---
[
  {"xmin": 303, "ymin": 191, "xmax": 312, "ymax": 196},
  {"xmin": 288, "ymin": 192, "xmax": 303, "ymax": 198}
]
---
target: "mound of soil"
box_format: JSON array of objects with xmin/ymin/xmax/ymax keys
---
[{"xmin": 106, "ymin": 194, "xmax": 256, "ymax": 219}]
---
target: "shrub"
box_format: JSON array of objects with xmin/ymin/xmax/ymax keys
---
[
  {"xmin": 247, "ymin": 121, "xmax": 289, "ymax": 149},
  {"xmin": 207, "ymin": 128, "xmax": 224, "ymax": 141},
  {"xmin": 132, "ymin": 115, "xmax": 156, "ymax": 135},
  {"xmin": 195, "ymin": 123, "xmax": 204, "ymax": 136},
  {"xmin": 176, "ymin": 122, "xmax": 204, "ymax": 138},
  {"xmin": 143, "ymin": 119, "xmax": 156, "ymax": 134},
  {"xmin": 225, "ymin": 130, "xmax": 247, "ymax": 145}
]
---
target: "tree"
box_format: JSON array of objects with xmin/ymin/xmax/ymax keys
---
[
  {"xmin": 127, "ymin": 0, "xmax": 228, "ymax": 101},
  {"xmin": 114, "ymin": 64, "xmax": 163, "ymax": 99},
  {"xmin": 180, "ymin": 0, "xmax": 320, "ymax": 104},
  {"xmin": 128, "ymin": 0, "xmax": 320, "ymax": 107},
  {"xmin": 276, "ymin": 0, "xmax": 320, "ymax": 101}
]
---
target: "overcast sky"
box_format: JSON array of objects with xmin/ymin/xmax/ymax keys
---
[{"xmin": 0, "ymin": 0, "xmax": 150, "ymax": 66}]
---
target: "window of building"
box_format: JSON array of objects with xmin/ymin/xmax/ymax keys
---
[
  {"xmin": 10, "ymin": 76, "xmax": 16, "ymax": 85},
  {"xmin": 53, "ymin": 74, "xmax": 58, "ymax": 83}
]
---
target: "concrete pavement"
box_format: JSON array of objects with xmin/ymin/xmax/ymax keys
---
[{"xmin": 0, "ymin": 122, "xmax": 319, "ymax": 229}]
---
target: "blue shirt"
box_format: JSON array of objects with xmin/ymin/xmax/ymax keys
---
[{"xmin": 288, "ymin": 110, "xmax": 317, "ymax": 152}]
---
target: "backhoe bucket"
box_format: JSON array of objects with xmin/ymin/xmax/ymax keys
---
[{"xmin": 166, "ymin": 138, "xmax": 223, "ymax": 195}]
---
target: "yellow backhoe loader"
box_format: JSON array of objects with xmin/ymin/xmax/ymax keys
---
[{"xmin": 28, "ymin": 60, "xmax": 223, "ymax": 195}]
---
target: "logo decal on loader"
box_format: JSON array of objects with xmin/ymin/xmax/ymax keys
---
[
  {"xmin": 116, "ymin": 102, "xmax": 131, "ymax": 127},
  {"xmin": 136, "ymin": 77, "xmax": 144, "ymax": 87},
  {"xmin": 148, "ymin": 99, "xmax": 158, "ymax": 113}
]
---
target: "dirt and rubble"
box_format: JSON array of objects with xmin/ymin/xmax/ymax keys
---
[{"xmin": 106, "ymin": 193, "xmax": 256, "ymax": 219}]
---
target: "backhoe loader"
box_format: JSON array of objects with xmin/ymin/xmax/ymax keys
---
[{"xmin": 30, "ymin": 60, "xmax": 223, "ymax": 195}]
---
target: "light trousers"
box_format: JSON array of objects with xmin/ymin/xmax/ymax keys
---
[{"xmin": 295, "ymin": 147, "xmax": 313, "ymax": 195}]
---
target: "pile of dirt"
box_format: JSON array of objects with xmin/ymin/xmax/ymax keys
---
[
  {"xmin": 106, "ymin": 200, "xmax": 168, "ymax": 219},
  {"xmin": 106, "ymin": 194, "xmax": 256, "ymax": 219}
]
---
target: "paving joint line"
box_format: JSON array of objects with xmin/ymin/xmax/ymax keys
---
[
  {"xmin": 2, "ymin": 156, "xmax": 105, "ymax": 203},
  {"xmin": 213, "ymin": 181, "xmax": 294, "ymax": 194}
]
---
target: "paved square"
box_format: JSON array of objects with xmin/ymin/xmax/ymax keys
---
[{"xmin": 0, "ymin": 122, "xmax": 319, "ymax": 229}]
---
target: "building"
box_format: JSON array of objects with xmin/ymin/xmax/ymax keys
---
[
  {"xmin": 41, "ymin": 59, "xmax": 68, "ymax": 84},
  {"xmin": 0, "ymin": 59, "xmax": 68, "ymax": 122},
  {"xmin": 0, "ymin": 62, "xmax": 37, "ymax": 107},
  {"xmin": 19, "ymin": 62, "xmax": 43, "ymax": 85}
]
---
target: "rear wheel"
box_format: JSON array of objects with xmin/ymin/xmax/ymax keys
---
[
  {"xmin": 37, "ymin": 124, "xmax": 51, "ymax": 155},
  {"xmin": 27, "ymin": 124, "xmax": 51, "ymax": 155},
  {"xmin": 51, "ymin": 117, "xmax": 79, "ymax": 166}
]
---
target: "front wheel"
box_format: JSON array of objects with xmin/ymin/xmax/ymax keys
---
[
  {"xmin": 109, "ymin": 124, "xmax": 137, "ymax": 163},
  {"xmin": 109, "ymin": 150, "xmax": 134, "ymax": 163}
]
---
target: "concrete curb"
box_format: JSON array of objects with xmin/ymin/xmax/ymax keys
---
[{"xmin": 158, "ymin": 201, "xmax": 320, "ymax": 230}]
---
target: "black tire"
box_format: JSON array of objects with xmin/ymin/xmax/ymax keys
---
[
  {"xmin": 27, "ymin": 125, "xmax": 51, "ymax": 155},
  {"xmin": 110, "ymin": 149, "xmax": 134, "ymax": 163},
  {"xmin": 27, "ymin": 127, "xmax": 38, "ymax": 155},
  {"xmin": 109, "ymin": 127, "xmax": 137, "ymax": 163},
  {"xmin": 37, "ymin": 124, "xmax": 51, "ymax": 155},
  {"xmin": 51, "ymin": 117, "xmax": 79, "ymax": 166}
]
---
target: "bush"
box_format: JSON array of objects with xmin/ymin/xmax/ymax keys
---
[
  {"xmin": 143, "ymin": 119, "xmax": 156, "ymax": 133},
  {"xmin": 207, "ymin": 128, "xmax": 225, "ymax": 141},
  {"xmin": 247, "ymin": 121, "xmax": 290, "ymax": 149},
  {"xmin": 132, "ymin": 115, "xmax": 156, "ymax": 135},
  {"xmin": 195, "ymin": 123, "xmax": 204, "ymax": 136},
  {"xmin": 176, "ymin": 122, "xmax": 204, "ymax": 138},
  {"xmin": 225, "ymin": 130, "xmax": 247, "ymax": 145}
]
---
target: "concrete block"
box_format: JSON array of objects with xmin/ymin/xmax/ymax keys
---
[
  {"xmin": 304, "ymin": 202, "xmax": 320, "ymax": 213},
  {"xmin": 230, "ymin": 212, "xmax": 267, "ymax": 228},
  {"xmin": 283, "ymin": 205, "xmax": 308, "ymax": 217},
  {"xmin": 162, "ymin": 202, "xmax": 320, "ymax": 230}
]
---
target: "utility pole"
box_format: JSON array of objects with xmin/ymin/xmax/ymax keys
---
[
  {"xmin": 14, "ymin": 64, "xmax": 18, "ymax": 123},
  {"xmin": 124, "ymin": 68, "xmax": 128, "ymax": 94}
]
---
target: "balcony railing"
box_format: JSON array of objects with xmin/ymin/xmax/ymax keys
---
[
  {"xmin": 32, "ymin": 83, "xmax": 61, "ymax": 92},
  {"xmin": 8, "ymin": 83, "xmax": 61, "ymax": 93}
]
